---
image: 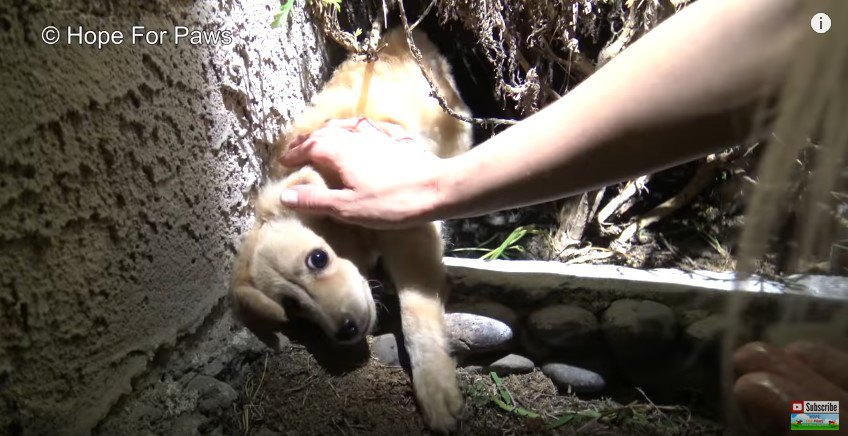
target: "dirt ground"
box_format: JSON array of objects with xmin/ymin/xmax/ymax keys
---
[{"xmin": 220, "ymin": 345, "xmax": 722, "ymax": 436}]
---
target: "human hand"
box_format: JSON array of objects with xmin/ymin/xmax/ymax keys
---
[
  {"xmin": 733, "ymin": 341, "xmax": 848, "ymax": 435},
  {"xmin": 279, "ymin": 118, "xmax": 450, "ymax": 229}
]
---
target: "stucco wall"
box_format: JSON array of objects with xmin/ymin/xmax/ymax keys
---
[{"xmin": 0, "ymin": 1, "xmax": 329, "ymax": 434}]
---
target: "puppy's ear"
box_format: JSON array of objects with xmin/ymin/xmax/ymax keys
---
[
  {"xmin": 231, "ymin": 284, "xmax": 290, "ymax": 347},
  {"xmin": 229, "ymin": 226, "xmax": 289, "ymax": 344},
  {"xmin": 231, "ymin": 284, "xmax": 288, "ymax": 326},
  {"xmin": 255, "ymin": 166, "xmax": 327, "ymax": 222}
]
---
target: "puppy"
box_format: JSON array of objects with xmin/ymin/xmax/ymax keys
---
[{"xmin": 229, "ymin": 28, "xmax": 472, "ymax": 431}]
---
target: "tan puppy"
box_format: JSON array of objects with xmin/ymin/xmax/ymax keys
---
[{"xmin": 230, "ymin": 29, "xmax": 472, "ymax": 430}]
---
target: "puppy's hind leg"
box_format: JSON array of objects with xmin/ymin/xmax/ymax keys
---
[{"xmin": 377, "ymin": 224, "xmax": 462, "ymax": 432}]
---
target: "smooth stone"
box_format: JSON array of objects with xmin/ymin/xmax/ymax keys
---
[
  {"xmin": 371, "ymin": 333, "xmax": 401, "ymax": 367},
  {"xmin": 541, "ymin": 363, "xmax": 606, "ymax": 393},
  {"xmin": 447, "ymin": 301, "xmax": 519, "ymax": 328},
  {"xmin": 185, "ymin": 375, "xmax": 238, "ymax": 414},
  {"xmin": 488, "ymin": 354, "xmax": 535, "ymax": 375},
  {"xmin": 679, "ymin": 309, "xmax": 711, "ymax": 327},
  {"xmin": 527, "ymin": 305, "xmax": 599, "ymax": 348},
  {"xmin": 446, "ymin": 312, "xmax": 513, "ymax": 353},
  {"xmin": 685, "ymin": 314, "xmax": 726, "ymax": 349},
  {"xmin": 602, "ymin": 299, "xmax": 677, "ymax": 359}
]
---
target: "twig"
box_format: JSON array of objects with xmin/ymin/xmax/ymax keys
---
[
  {"xmin": 409, "ymin": 0, "xmax": 436, "ymax": 31},
  {"xmin": 396, "ymin": 0, "xmax": 518, "ymax": 127},
  {"xmin": 635, "ymin": 387, "xmax": 691, "ymax": 422},
  {"xmin": 563, "ymin": 248, "xmax": 616, "ymax": 264},
  {"xmin": 309, "ymin": 2, "xmax": 383, "ymax": 60},
  {"xmin": 597, "ymin": 175, "xmax": 650, "ymax": 224},
  {"xmin": 614, "ymin": 150, "xmax": 741, "ymax": 246}
]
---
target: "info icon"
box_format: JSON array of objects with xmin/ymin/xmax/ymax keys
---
[
  {"xmin": 791, "ymin": 401, "xmax": 804, "ymax": 413},
  {"xmin": 811, "ymin": 13, "xmax": 831, "ymax": 34}
]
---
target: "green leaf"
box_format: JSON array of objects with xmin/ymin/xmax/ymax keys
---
[
  {"xmin": 354, "ymin": 27, "xmax": 362, "ymax": 37},
  {"xmin": 447, "ymin": 248, "xmax": 492, "ymax": 253},
  {"xmin": 490, "ymin": 372, "xmax": 512, "ymax": 405},
  {"xmin": 469, "ymin": 379, "xmax": 490, "ymax": 407},
  {"xmin": 491, "ymin": 395, "xmax": 513, "ymax": 412},
  {"xmin": 324, "ymin": 0, "xmax": 342, "ymax": 11},
  {"xmin": 547, "ymin": 414, "xmax": 575, "ymax": 429},
  {"xmin": 271, "ymin": 0, "xmax": 295, "ymax": 28},
  {"xmin": 513, "ymin": 406, "xmax": 541, "ymax": 418},
  {"xmin": 580, "ymin": 410, "xmax": 603, "ymax": 419},
  {"xmin": 480, "ymin": 225, "xmax": 538, "ymax": 260}
]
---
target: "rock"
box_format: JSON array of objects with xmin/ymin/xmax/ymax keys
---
[
  {"xmin": 201, "ymin": 328, "xmax": 275, "ymax": 377},
  {"xmin": 685, "ymin": 314, "xmax": 726, "ymax": 350},
  {"xmin": 233, "ymin": 327, "xmax": 274, "ymax": 354},
  {"xmin": 185, "ymin": 375, "xmax": 238, "ymax": 414},
  {"xmin": 447, "ymin": 302, "xmax": 519, "ymax": 328},
  {"xmin": 165, "ymin": 413, "xmax": 207, "ymax": 436},
  {"xmin": 541, "ymin": 363, "xmax": 605, "ymax": 393},
  {"xmin": 527, "ymin": 305, "xmax": 599, "ymax": 349},
  {"xmin": 446, "ymin": 313, "xmax": 513, "ymax": 354},
  {"xmin": 371, "ymin": 333, "xmax": 401, "ymax": 367},
  {"xmin": 461, "ymin": 365, "xmax": 485, "ymax": 374},
  {"xmin": 488, "ymin": 354, "xmax": 534, "ymax": 375},
  {"xmin": 125, "ymin": 402, "xmax": 164, "ymax": 424},
  {"xmin": 601, "ymin": 299, "xmax": 677, "ymax": 359},
  {"xmin": 678, "ymin": 309, "xmax": 711, "ymax": 327},
  {"xmin": 254, "ymin": 426, "xmax": 283, "ymax": 436}
]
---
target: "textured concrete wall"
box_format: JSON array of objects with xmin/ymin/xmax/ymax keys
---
[{"xmin": 0, "ymin": 2, "xmax": 329, "ymax": 434}]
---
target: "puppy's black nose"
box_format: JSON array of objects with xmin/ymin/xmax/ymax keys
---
[{"xmin": 336, "ymin": 318, "xmax": 359, "ymax": 342}]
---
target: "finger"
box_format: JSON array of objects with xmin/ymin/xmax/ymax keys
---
[
  {"xmin": 281, "ymin": 136, "xmax": 343, "ymax": 168},
  {"xmin": 280, "ymin": 137, "xmax": 317, "ymax": 166},
  {"xmin": 287, "ymin": 133, "xmax": 309, "ymax": 149},
  {"xmin": 734, "ymin": 341, "xmax": 848, "ymax": 400},
  {"xmin": 733, "ymin": 342, "xmax": 792, "ymax": 375},
  {"xmin": 279, "ymin": 185, "xmax": 354, "ymax": 215},
  {"xmin": 733, "ymin": 371, "xmax": 802, "ymax": 436},
  {"xmin": 785, "ymin": 341, "xmax": 848, "ymax": 390}
]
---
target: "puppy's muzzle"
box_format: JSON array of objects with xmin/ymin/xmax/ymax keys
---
[
  {"xmin": 336, "ymin": 316, "xmax": 360, "ymax": 342},
  {"xmin": 334, "ymin": 306, "xmax": 373, "ymax": 344}
]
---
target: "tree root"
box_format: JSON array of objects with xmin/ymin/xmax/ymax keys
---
[
  {"xmin": 396, "ymin": 0, "xmax": 518, "ymax": 127},
  {"xmin": 597, "ymin": 175, "xmax": 650, "ymax": 225},
  {"xmin": 612, "ymin": 149, "xmax": 744, "ymax": 248}
]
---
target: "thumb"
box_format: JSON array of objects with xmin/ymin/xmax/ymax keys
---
[{"xmin": 280, "ymin": 185, "xmax": 351, "ymax": 215}]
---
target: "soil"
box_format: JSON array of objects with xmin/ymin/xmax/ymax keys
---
[{"xmin": 218, "ymin": 345, "xmax": 722, "ymax": 436}]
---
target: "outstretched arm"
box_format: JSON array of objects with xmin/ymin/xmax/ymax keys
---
[{"xmin": 281, "ymin": 0, "xmax": 804, "ymax": 228}]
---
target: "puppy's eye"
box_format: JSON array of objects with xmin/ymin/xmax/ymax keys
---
[{"xmin": 305, "ymin": 249, "xmax": 329, "ymax": 271}]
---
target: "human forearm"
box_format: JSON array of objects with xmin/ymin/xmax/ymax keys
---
[{"xmin": 430, "ymin": 0, "xmax": 804, "ymax": 220}]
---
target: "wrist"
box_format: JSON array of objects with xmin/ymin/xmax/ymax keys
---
[{"xmin": 419, "ymin": 156, "xmax": 463, "ymax": 222}]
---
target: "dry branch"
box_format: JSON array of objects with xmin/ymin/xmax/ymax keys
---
[
  {"xmin": 597, "ymin": 175, "xmax": 650, "ymax": 224},
  {"xmin": 613, "ymin": 150, "xmax": 742, "ymax": 247},
  {"xmin": 309, "ymin": 2, "xmax": 383, "ymax": 60},
  {"xmin": 396, "ymin": 0, "xmax": 518, "ymax": 127}
]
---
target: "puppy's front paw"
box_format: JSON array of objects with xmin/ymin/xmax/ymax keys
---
[{"xmin": 414, "ymin": 358, "xmax": 463, "ymax": 432}]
